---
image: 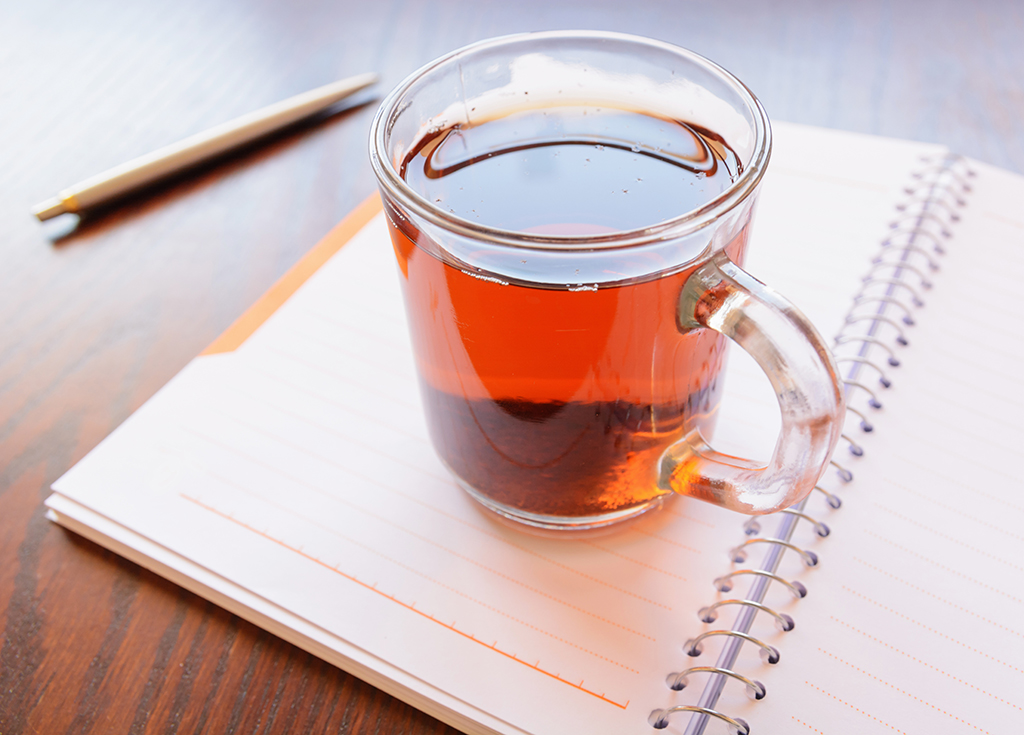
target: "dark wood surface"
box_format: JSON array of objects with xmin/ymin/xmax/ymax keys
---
[{"xmin": 2, "ymin": 0, "xmax": 1022, "ymax": 733}]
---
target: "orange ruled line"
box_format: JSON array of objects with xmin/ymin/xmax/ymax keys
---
[
  {"xmin": 659, "ymin": 507, "xmax": 717, "ymax": 528},
  {"xmin": 818, "ymin": 649, "xmax": 990, "ymax": 733},
  {"xmin": 186, "ymin": 423, "xmax": 669, "ymax": 623},
  {"xmin": 287, "ymin": 323, "xmax": 414, "ymax": 374},
  {"xmin": 893, "ymin": 456, "xmax": 1024, "ymax": 514},
  {"xmin": 831, "ymin": 617, "xmax": 1023, "ymax": 712},
  {"xmin": 896, "ymin": 424, "xmax": 1024, "ymax": 474},
  {"xmin": 204, "ymin": 475, "xmax": 640, "ymax": 673},
  {"xmin": 984, "ymin": 210, "xmax": 1024, "ymax": 230},
  {"xmin": 182, "ymin": 450, "xmax": 653, "ymax": 639},
  {"xmin": 842, "ymin": 587, "xmax": 1024, "ymax": 675},
  {"xmin": 306, "ymin": 310, "xmax": 411, "ymax": 349},
  {"xmin": 208, "ymin": 407, "xmax": 452, "ymax": 485},
  {"xmin": 266, "ymin": 340, "xmax": 412, "ymax": 384},
  {"xmin": 871, "ymin": 503, "xmax": 1024, "ymax": 572},
  {"xmin": 853, "ymin": 558, "xmax": 1024, "ymax": 638},
  {"xmin": 791, "ymin": 716, "xmax": 826, "ymax": 734},
  {"xmin": 224, "ymin": 381, "xmax": 428, "ymax": 449},
  {"xmin": 909, "ymin": 359, "xmax": 1024, "ymax": 412},
  {"xmin": 180, "ymin": 493, "xmax": 630, "ymax": 710},
  {"xmin": 300, "ymin": 294, "xmax": 407, "ymax": 328},
  {"xmin": 920, "ymin": 342, "xmax": 1023, "ymax": 386},
  {"xmin": 261, "ymin": 345, "xmax": 418, "ymax": 410},
  {"xmin": 581, "ymin": 541, "xmax": 687, "ymax": 581},
  {"xmin": 390, "ymin": 499, "xmax": 673, "ymax": 617},
  {"xmin": 805, "ymin": 682, "xmax": 907, "ymax": 734},
  {"xmin": 909, "ymin": 380, "xmax": 1024, "ymax": 430},
  {"xmin": 882, "ymin": 480, "xmax": 1024, "ymax": 541},
  {"xmin": 242, "ymin": 365, "xmax": 429, "ymax": 445},
  {"xmin": 864, "ymin": 531, "xmax": 1023, "ymax": 604},
  {"xmin": 200, "ymin": 472, "xmax": 647, "ymax": 667},
  {"xmin": 630, "ymin": 528, "xmax": 702, "ymax": 554}
]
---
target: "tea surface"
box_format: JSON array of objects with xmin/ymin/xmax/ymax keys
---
[
  {"xmin": 401, "ymin": 107, "xmax": 742, "ymax": 234},
  {"xmin": 389, "ymin": 107, "xmax": 747, "ymax": 521}
]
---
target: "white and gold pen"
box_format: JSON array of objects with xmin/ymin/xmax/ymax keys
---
[{"xmin": 32, "ymin": 72, "xmax": 378, "ymax": 221}]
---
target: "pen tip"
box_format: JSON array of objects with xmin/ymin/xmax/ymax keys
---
[{"xmin": 32, "ymin": 197, "xmax": 68, "ymax": 221}]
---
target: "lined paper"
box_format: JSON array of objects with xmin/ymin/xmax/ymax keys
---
[
  {"xmin": 713, "ymin": 161, "xmax": 1024, "ymax": 734},
  {"xmin": 46, "ymin": 122, "xmax": 1008, "ymax": 735}
]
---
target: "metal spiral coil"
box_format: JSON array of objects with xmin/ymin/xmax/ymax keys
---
[
  {"xmin": 902, "ymin": 183, "xmax": 967, "ymax": 207},
  {"xmin": 890, "ymin": 210, "xmax": 954, "ymax": 236},
  {"xmin": 814, "ymin": 484, "xmax": 842, "ymax": 508},
  {"xmin": 713, "ymin": 569, "xmax": 808, "ymax": 598},
  {"xmin": 859, "ymin": 276, "xmax": 930, "ymax": 303},
  {"xmin": 652, "ymin": 155, "xmax": 967, "ymax": 734},
  {"xmin": 698, "ymin": 599, "xmax": 796, "ymax": 632},
  {"xmin": 685, "ymin": 630, "xmax": 781, "ymax": 664},
  {"xmin": 844, "ymin": 313, "xmax": 910, "ymax": 345},
  {"xmin": 830, "ymin": 458, "xmax": 854, "ymax": 482},
  {"xmin": 843, "ymin": 379, "xmax": 883, "ymax": 409},
  {"xmin": 834, "ymin": 334, "xmax": 901, "ymax": 367},
  {"xmin": 841, "ymin": 432, "xmax": 865, "ymax": 457},
  {"xmin": 666, "ymin": 667, "xmax": 766, "ymax": 700},
  {"xmin": 896, "ymin": 195, "xmax": 962, "ymax": 220},
  {"xmin": 649, "ymin": 706, "xmax": 749, "ymax": 734},
  {"xmin": 836, "ymin": 356, "xmax": 891, "ymax": 387},
  {"xmin": 850, "ymin": 295, "xmax": 916, "ymax": 325},
  {"xmin": 729, "ymin": 538, "xmax": 819, "ymax": 568},
  {"xmin": 742, "ymin": 509, "xmax": 829, "ymax": 539},
  {"xmin": 863, "ymin": 262, "xmax": 933, "ymax": 289},
  {"xmin": 884, "ymin": 226, "xmax": 947, "ymax": 254}
]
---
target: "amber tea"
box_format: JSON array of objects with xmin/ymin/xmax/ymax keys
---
[{"xmin": 385, "ymin": 107, "xmax": 749, "ymax": 521}]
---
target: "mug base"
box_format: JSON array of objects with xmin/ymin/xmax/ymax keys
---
[{"xmin": 456, "ymin": 479, "xmax": 670, "ymax": 533}]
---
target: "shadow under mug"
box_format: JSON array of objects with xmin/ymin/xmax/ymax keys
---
[{"xmin": 369, "ymin": 31, "xmax": 844, "ymax": 530}]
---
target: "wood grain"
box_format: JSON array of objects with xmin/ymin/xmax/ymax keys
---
[{"xmin": 1, "ymin": 0, "xmax": 1022, "ymax": 732}]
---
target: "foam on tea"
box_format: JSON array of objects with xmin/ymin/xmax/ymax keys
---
[{"xmin": 386, "ymin": 106, "xmax": 749, "ymax": 521}]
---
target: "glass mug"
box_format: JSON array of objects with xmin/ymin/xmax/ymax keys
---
[{"xmin": 369, "ymin": 31, "xmax": 844, "ymax": 530}]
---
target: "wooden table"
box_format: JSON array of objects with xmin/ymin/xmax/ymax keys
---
[{"xmin": 2, "ymin": 0, "xmax": 1022, "ymax": 732}]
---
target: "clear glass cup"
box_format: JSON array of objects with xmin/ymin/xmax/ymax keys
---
[{"xmin": 369, "ymin": 31, "xmax": 844, "ymax": 530}]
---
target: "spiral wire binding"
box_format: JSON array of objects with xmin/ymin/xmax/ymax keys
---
[
  {"xmin": 685, "ymin": 630, "xmax": 782, "ymax": 663},
  {"xmin": 862, "ymin": 263, "xmax": 933, "ymax": 289},
  {"xmin": 649, "ymin": 153, "xmax": 973, "ymax": 733}
]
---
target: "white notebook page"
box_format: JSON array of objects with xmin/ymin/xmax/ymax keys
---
[
  {"xmin": 47, "ymin": 122, "xmax": 969, "ymax": 734},
  {"xmin": 717, "ymin": 160, "xmax": 1024, "ymax": 734}
]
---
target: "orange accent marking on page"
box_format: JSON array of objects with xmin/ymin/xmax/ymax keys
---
[
  {"xmin": 853, "ymin": 557, "xmax": 1024, "ymax": 638},
  {"xmin": 791, "ymin": 717, "xmax": 826, "ymax": 734},
  {"xmin": 871, "ymin": 503, "xmax": 1024, "ymax": 572},
  {"xmin": 842, "ymin": 587, "xmax": 1024, "ymax": 674},
  {"xmin": 805, "ymin": 682, "xmax": 907, "ymax": 734},
  {"xmin": 864, "ymin": 531, "xmax": 1023, "ymax": 604},
  {"xmin": 818, "ymin": 649, "xmax": 990, "ymax": 733},
  {"xmin": 201, "ymin": 194, "xmax": 383, "ymax": 355},
  {"xmin": 187, "ymin": 411, "xmax": 670, "ymax": 621},
  {"xmin": 831, "ymin": 617, "xmax": 1023, "ymax": 712},
  {"xmin": 181, "ymin": 493, "xmax": 630, "ymax": 710},
  {"xmin": 194, "ymin": 469, "xmax": 641, "ymax": 674}
]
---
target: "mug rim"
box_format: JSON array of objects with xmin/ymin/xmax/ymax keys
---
[{"xmin": 368, "ymin": 30, "xmax": 772, "ymax": 252}]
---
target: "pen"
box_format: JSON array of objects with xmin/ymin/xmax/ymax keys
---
[{"xmin": 32, "ymin": 72, "xmax": 379, "ymax": 221}]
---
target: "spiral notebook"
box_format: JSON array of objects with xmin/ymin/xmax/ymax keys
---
[{"xmin": 45, "ymin": 122, "xmax": 1024, "ymax": 734}]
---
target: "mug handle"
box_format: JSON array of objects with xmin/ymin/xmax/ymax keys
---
[{"xmin": 660, "ymin": 252, "xmax": 845, "ymax": 515}]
